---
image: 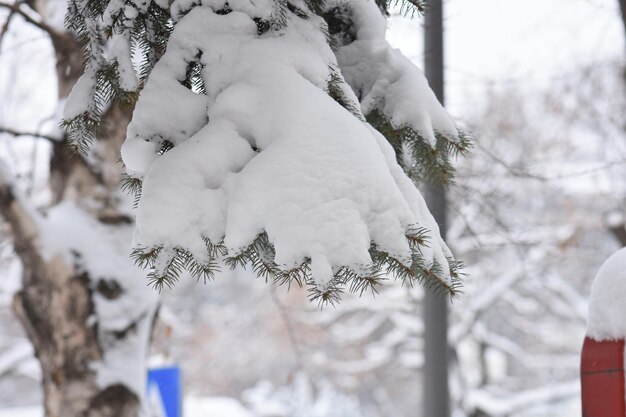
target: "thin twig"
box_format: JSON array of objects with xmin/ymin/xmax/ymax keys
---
[
  {"xmin": 0, "ymin": 126, "xmax": 59, "ymax": 142},
  {"xmin": 0, "ymin": 0, "xmax": 21, "ymax": 49},
  {"xmin": 0, "ymin": 1, "xmax": 59, "ymax": 38},
  {"xmin": 476, "ymin": 141, "xmax": 626, "ymax": 182},
  {"xmin": 269, "ymin": 286, "xmax": 305, "ymax": 371}
]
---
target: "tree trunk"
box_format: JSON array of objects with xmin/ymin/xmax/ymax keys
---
[
  {"xmin": 12, "ymin": 256, "xmax": 140, "ymax": 417},
  {"xmin": 0, "ymin": 8, "xmax": 155, "ymax": 417}
]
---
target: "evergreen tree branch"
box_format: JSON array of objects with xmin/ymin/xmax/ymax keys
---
[
  {"xmin": 135, "ymin": 225, "xmax": 462, "ymax": 305},
  {"xmin": 62, "ymin": 0, "xmax": 466, "ymax": 304},
  {"xmin": 366, "ymin": 110, "xmax": 471, "ymax": 184}
]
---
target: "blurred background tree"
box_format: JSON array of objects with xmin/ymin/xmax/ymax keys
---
[{"xmin": 0, "ymin": 1, "xmax": 157, "ymax": 415}]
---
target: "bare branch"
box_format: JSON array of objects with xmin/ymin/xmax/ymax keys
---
[
  {"xmin": 0, "ymin": 167, "xmax": 43, "ymax": 280},
  {"xmin": 0, "ymin": 0, "xmax": 21, "ymax": 48},
  {"xmin": 0, "ymin": 1, "xmax": 59, "ymax": 39},
  {"xmin": 449, "ymin": 267, "xmax": 523, "ymax": 344},
  {"xmin": 270, "ymin": 287, "xmax": 305, "ymax": 371},
  {"xmin": 0, "ymin": 126, "xmax": 60, "ymax": 142}
]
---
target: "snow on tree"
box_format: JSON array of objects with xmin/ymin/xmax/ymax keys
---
[
  {"xmin": 267, "ymin": 56, "xmax": 626, "ymax": 414},
  {"xmin": 0, "ymin": 1, "xmax": 159, "ymax": 415},
  {"xmin": 62, "ymin": 0, "xmax": 469, "ymax": 301},
  {"xmin": 587, "ymin": 247, "xmax": 626, "ymax": 341}
]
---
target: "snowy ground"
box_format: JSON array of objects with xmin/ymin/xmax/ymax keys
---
[
  {"xmin": 0, "ymin": 396, "xmax": 253, "ymax": 417},
  {"xmin": 0, "ymin": 395, "xmax": 582, "ymax": 417}
]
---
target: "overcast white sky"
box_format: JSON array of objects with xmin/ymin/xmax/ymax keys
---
[
  {"xmin": 2, "ymin": 0, "xmax": 624, "ymax": 122},
  {"xmin": 388, "ymin": 0, "xmax": 624, "ymax": 116}
]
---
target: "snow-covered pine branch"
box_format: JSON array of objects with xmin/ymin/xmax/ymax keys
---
[
  {"xmin": 63, "ymin": 0, "xmax": 468, "ymax": 302},
  {"xmin": 326, "ymin": 0, "xmax": 471, "ymax": 183}
]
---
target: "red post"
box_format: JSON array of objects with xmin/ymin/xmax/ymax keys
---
[{"xmin": 581, "ymin": 337, "xmax": 626, "ymax": 417}]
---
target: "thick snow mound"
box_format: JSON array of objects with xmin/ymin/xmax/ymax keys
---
[
  {"xmin": 0, "ymin": 397, "xmax": 252, "ymax": 417},
  {"xmin": 330, "ymin": 0, "xmax": 458, "ymax": 146},
  {"xmin": 121, "ymin": 1, "xmax": 461, "ymax": 298},
  {"xmin": 587, "ymin": 247, "xmax": 626, "ymax": 340},
  {"xmin": 184, "ymin": 396, "xmax": 253, "ymax": 417}
]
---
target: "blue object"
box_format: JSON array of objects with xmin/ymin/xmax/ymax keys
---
[{"xmin": 147, "ymin": 366, "xmax": 182, "ymax": 417}]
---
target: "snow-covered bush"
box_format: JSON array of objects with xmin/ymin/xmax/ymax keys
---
[{"xmin": 63, "ymin": 0, "xmax": 469, "ymax": 301}]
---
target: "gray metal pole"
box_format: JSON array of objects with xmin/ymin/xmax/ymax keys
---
[
  {"xmin": 423, "ymin": 1, "xmax": 450, "ymax": 416},
  {"xmin": 619, "ymin": 0, "xmax": 626, "ymax": 39}
]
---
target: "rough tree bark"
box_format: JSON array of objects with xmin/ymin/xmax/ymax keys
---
[{"xmin": 0, "ymin": 3, "xmax": 155, "ymax": 417}]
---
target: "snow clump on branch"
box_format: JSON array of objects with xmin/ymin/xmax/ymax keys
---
[{"xmin": 63, "ymin": 0, "xmax": 467, "ymax": 303}]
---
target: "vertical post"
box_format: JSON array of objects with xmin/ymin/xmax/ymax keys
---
[
  {"xmin": 619, "ymin": 0, "xmax": 626, "ymax": 39},
  {"xmin": 580, "ymin": 338, "xmax": 626, "ymax": 417},
  {"xmin": 423, "ymin": 1, "xmax": 450, "ymax": 417},
  {"xmin": 582, "ymin": 247, "xmax": 626, "ymax": 417}
]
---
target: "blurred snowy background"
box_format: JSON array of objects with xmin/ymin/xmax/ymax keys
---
[{"xmin": 0, "ymin": 0, "xmax": 625, "ymax": 416}]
